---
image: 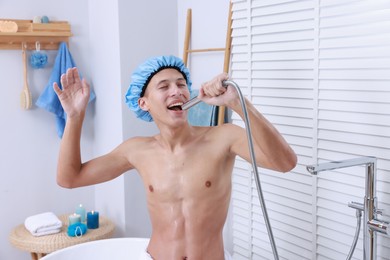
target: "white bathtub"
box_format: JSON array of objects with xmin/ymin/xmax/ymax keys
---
[{"xmin": 41, "ymin": 237, "xmax": 150, "ymax": 260}]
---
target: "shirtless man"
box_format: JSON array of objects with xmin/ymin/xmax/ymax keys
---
[{"xmin": 54, "ymin": 55, "xmax": 297, "ymax": 260}]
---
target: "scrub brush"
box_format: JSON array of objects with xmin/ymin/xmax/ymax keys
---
[{"xmin": 21, "ymin": 43, "xmax": 32, "ymax": 110}]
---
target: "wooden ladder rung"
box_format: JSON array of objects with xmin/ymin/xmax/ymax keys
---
[{"xmin": 186, "ymin": 47, "xmax": 225, "ymax": 53}]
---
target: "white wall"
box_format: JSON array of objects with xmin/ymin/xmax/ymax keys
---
[
  {"xmin": 0, "ymin": 1, "xmax": 95, "ymax": 259},
  {"xmin": 87, "ymin": 0, "xmax": 126, "ymax": 238}
]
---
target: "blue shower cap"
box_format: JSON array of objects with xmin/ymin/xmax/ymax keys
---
[{"xmin": 125, "ymin": 55, "xmax": 192, "ymax": 122}]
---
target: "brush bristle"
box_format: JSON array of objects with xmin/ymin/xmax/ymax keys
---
[{"xmin": 20, "ymin": 92, "xmax": 26, "ymax": 109}]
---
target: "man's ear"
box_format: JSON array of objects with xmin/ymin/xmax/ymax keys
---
[{"xmin": 138, "ymin": 97, "xmax": 149, "ymax": 111}]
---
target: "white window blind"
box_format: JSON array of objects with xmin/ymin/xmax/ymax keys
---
[{"xmin": 230, "ymin": 0, "xmax": 390, "ymax": 259}]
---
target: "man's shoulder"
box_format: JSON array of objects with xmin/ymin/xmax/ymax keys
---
[{"xmin": 123, "ymin": 135, "xmax": 157, "ymax": 146}]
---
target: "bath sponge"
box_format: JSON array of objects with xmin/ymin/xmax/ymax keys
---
[
  {"xmin": 67, "ymin": 223, "xmax": 88, "ymax": 237},
  {"xmin": 30, "ymin": 41, "xmax": 48, "ymax": 69},
  {"xmin": 125, "ymin": 55, "xmax": 192, "ymax": 122},
  {"xmin": 30, "ymin": 51, "xmax": 48, "ymax": 69}
]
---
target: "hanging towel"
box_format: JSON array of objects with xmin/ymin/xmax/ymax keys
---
[
  {"xmin": 36, "ymin": 42, "xmax": 95, "ymax": 138},
  {"xmin": 24, "ymin": 212, "xmax": 63, "ymax": 237}
]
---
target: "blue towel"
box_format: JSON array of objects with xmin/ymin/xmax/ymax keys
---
[
  {"xmin": 188, "ymin": 90, "xmax": 219, "ymax": 126},
  {"xmin": 36, "ymin": 42, "xmax": 95, "ymax": 138}
]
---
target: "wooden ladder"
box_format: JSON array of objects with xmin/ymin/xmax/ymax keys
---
[{"xmin": 182, "ymin": 1, "xmax": 233, "ymax": 125}]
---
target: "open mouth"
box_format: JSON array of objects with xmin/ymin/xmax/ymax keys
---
[{"xmin": 167, "ymin": 102, "xmax": 183, "ymax": 111}]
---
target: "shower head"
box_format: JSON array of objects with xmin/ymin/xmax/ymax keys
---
[{"xmin": 181, "ymin": 96, "xmax": 202, "ymax": 110}]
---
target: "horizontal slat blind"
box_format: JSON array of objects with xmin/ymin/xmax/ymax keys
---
[
  {"xmin": 316, "ymin": 0, "xmax": 390, "ymax": 259},
  {"xmin": 230, "ymin": 0, "xmax": 390, "ymax": 259},
  {"xmin": 231, "ymin": 0, "xmax": 315, "ymax": 259}
]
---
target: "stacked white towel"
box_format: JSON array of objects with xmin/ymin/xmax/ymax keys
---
[{"xmin": 24, "ymin": 212, "xmax": 63, "ymax": 237}]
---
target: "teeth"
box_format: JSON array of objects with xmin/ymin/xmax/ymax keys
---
[{"xmin": 168, "ymin": 102, "xmax": 183, "ymax": 108}]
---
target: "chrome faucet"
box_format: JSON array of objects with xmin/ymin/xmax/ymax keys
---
[{"xmin": 307, "ymin": 156, "xmax": 389, "ymax": 260}]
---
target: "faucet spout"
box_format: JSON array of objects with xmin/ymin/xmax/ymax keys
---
[
  {"xmin": 306, "ymin": 156, "xmax": 379, "ymax": 260},
  {"xmin": 306, "ymin": 156, "xmax": 376, "ymax": 175}
]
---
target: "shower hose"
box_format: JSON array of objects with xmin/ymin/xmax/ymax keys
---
[
  {"xmin": 346, "ymin": 208, "xmax": 362, "ymax": 260},
  {"xmin": 183, "ymin": 80, "xmax": 280, "ymax": 260}
]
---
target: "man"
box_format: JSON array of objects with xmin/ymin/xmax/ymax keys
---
[{"xmin": 54, "ymin": 55, "xmax": 297, "ymax": 260}]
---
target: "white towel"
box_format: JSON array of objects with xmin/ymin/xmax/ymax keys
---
[
  {"xmin": 24, "ymin": 212, "xmax": 63, "ymax": 237},
  {"xmin": 30, "ymin": 227, "xmax": 62, "ymax": 237}
]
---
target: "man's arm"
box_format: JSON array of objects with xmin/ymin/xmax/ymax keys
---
[
  {"xmin": 229, "ymin": 97, "xmax": 297, "ymax": 172},
  {"xmin": 199, "ymin": 73, "xmax": 297, "ymax": 172},
  {"xmin": 54, "ymin": 68, "xmax": 131, "ymax": 188}
]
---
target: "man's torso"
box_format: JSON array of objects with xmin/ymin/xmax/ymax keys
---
[{"xmin": 128, "ymin": 125, "xmax": 236, "ymax": 259}]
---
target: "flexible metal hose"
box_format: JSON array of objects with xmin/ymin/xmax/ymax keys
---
[
  {"xmin": 346, "ymin": 209, "xmax": 362, "ymax": 260},
  {"xmin": 223, "ymin": 80, "xmax": 279, "ymax": 260}
]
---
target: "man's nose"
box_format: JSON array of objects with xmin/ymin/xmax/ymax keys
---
[{"xmin": 170, "ymin": 84, "xmax": 182, "ymax": 96}]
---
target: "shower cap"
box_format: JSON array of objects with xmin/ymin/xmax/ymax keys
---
[{"xmin": 125, "ymin": 55, "xmax": 192, "ymax": 122}]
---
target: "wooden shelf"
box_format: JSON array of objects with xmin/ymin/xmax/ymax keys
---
[{"xmin": 0, "ymin": 19, "xmax": 72, "ymax": 50}]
